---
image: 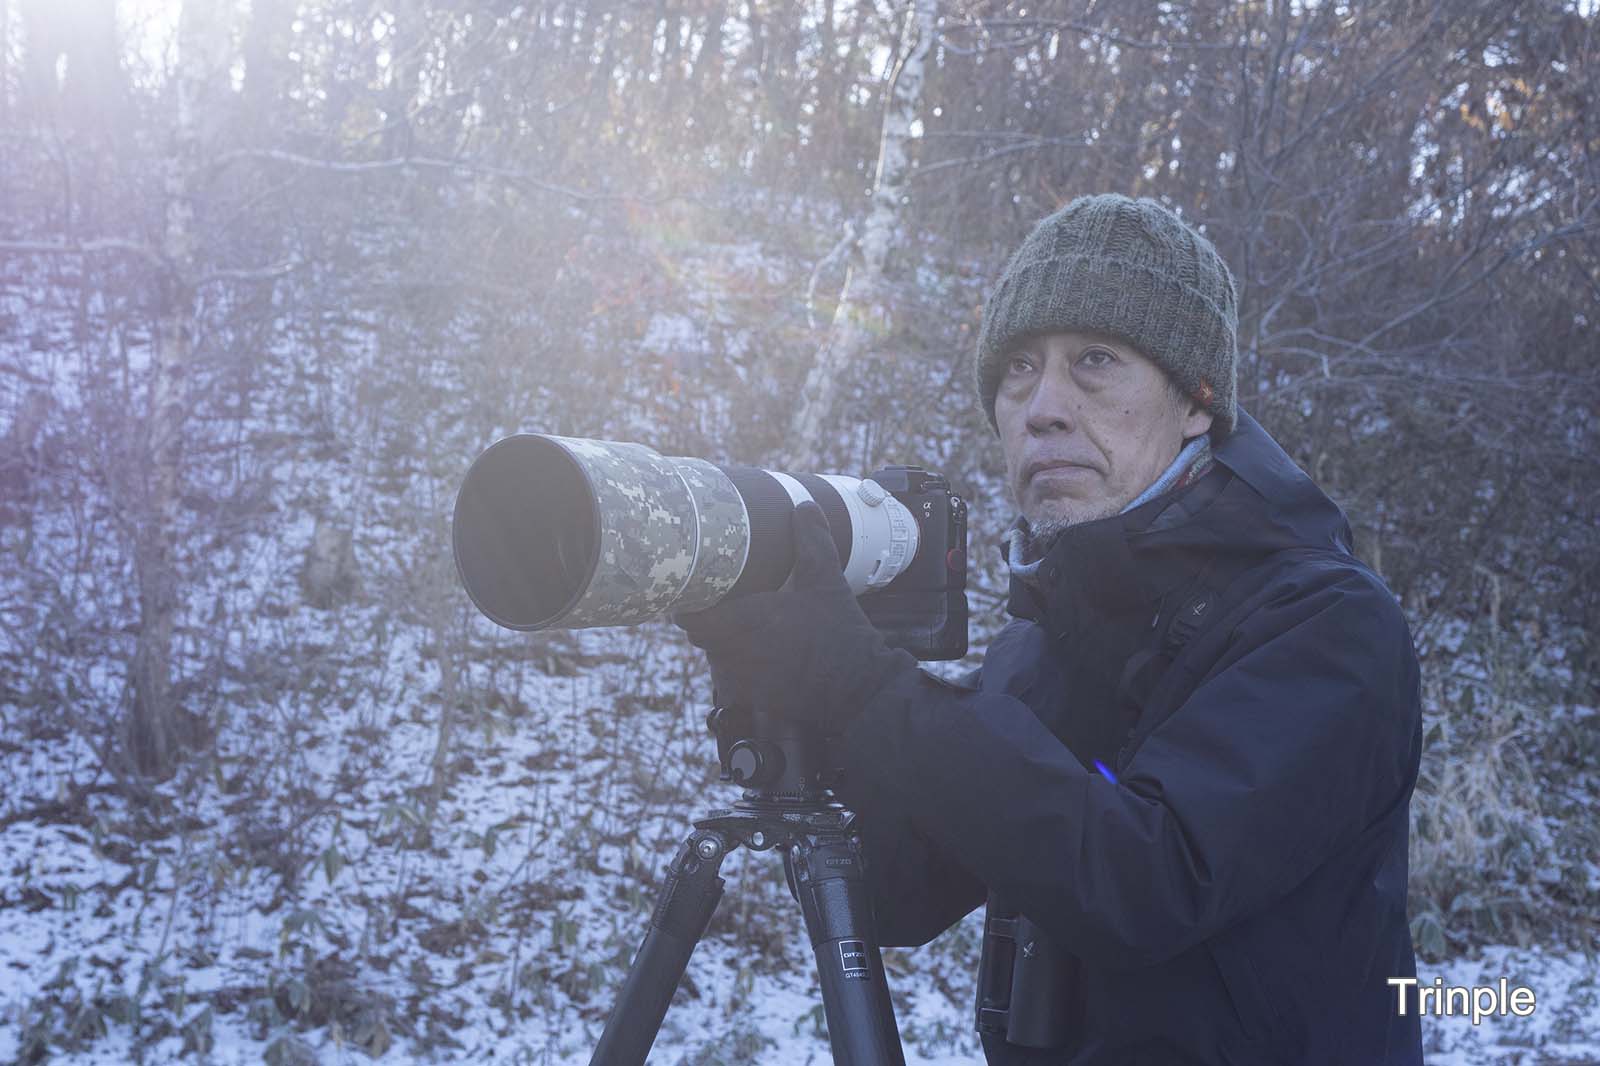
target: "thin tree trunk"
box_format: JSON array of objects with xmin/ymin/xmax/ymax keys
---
[
  {"xmin": 814, "ymin": 0, "xmax": 837, "ymax": 169},
  {"xmin": 127, "ymin": 0, "xmax": 230, "ymax": 777},
  {"xmin": 383, "ymin": 0, "xmax": 425, "ymax": 157},
  {"xmin": 241, "ymin": 0, "xmax": 289, "ymax": 120},
  {"xmin": 1, "ymin": 0, "xmax": 10, "ymax": 127},
  {"xmin": 688, "ymin": 3, "xmax": 724, "ymax": 91},
  {"xmin": 786, "ymin": 0, "xmax": 936, "ymax": 470},
  {"xmin": 585, "ymin": 13, "xmax": 617, "ymax": 139}
]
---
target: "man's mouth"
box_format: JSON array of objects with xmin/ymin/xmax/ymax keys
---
[{"xmin": 1025, "ymin": 460, "xmax": 1094, "ymax": 481}]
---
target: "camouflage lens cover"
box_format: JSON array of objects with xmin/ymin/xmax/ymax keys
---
[
  {"xmin": 667, "ymin": 457, "xmax": 751, "ymax": 612},
  {"xmin": 546, "ymin": 437, "xmax": 751, "ymax": 627}
]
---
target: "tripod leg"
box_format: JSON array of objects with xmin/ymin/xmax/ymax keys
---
[
  {"xmin": 788, "ymin": 835, "xmax": 907, "ymax": 1066},
  {"xmin": 590, "ymin": 830, "xmax": 730, "ymax": 1066}
]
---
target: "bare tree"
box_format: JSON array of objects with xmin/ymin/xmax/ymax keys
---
[
  {"xmin": 787, "ymin": 0, "xmax": 938, "ymax": 470},
  {"xmin": 121, "ymin": 0, "xmax": 237, "ymax": 776}
]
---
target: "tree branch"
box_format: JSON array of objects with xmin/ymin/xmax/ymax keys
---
[
  {"xmin": 806, "ymin": 222, "xmax": 857, "ymax": 331},
  {"xmin": 938, "ymin": 16, "xmax": 1246, "ymax": 56},
  {"xmin": 0, "ymin": 238, "xmax": 165, "ymax": 268},
  {"xmin": 195, "ymin": 258, "xmax": 302, "ymax": 286},
  {"xmin": 207, "ymin": 147, "xmax": 626, "ymax": 204}
]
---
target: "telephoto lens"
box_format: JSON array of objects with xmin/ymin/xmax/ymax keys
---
[{"xmin": 451, "ymin": 434, "xmax": 924, "ymax": 632}]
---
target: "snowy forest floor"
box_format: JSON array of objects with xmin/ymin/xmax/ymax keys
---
[{"xmin": 2, "ymin": 619, "xmax": 1597, "ymax": 1066}]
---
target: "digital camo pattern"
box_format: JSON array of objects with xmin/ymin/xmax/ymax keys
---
[
  {"xmin": 547, "ymin": 436, "xmax": 701, "ymax": 627},
  {"xmin": 668, "ymin": 457, "xmax": 752, "ymax": 612}
]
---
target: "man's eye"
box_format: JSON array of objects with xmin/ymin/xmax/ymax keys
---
[
  {"xmin": 1079, "ymin": 347, "xmax": 1115, "ymax": 367},
  {"xmin": 1006, "ymin": 356, "xmax": 1034, "ymax": 375}
]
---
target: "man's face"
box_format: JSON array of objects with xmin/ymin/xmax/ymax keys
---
[{"xmin": 995, "ymin": 330, "xmax": 1214, "ymax": 534}]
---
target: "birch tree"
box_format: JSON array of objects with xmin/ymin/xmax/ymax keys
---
[
  {"xmin": 125, "ymin": 0, "xmax": 235, "ymax": 776},
  {"xmin": 785, "ymin": 0, "xmax": 938, "ymax": 470}
]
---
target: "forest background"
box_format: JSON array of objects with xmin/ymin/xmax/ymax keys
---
[{"xmin": 1, "ymin": 0, "xmax": 1597, "ymax": 1063}]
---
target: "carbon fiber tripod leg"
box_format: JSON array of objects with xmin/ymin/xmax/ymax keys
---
[
  {"xmin": 788, "ymin": 833, "xmax": 907, "ymax": 1066},
  {"xmin": 589, "ymin": 829, "xmax": 729, "ymax": 1066}
]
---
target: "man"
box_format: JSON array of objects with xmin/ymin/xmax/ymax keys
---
[{"xmin": 677, "ymin": 194, "xmax": 1424, "ymax": 1064}]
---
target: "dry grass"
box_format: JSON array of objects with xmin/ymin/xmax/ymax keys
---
[{"xmin": 1408, "ymin": 621, "xmax": 1587, "ymax": 957}]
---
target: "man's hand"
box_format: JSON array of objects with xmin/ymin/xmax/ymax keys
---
[{"xmin": 673, "ymin": 501, "xmax": 917, "ymax": 733}]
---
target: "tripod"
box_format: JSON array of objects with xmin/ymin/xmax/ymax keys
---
[{"xmin": 587, "ymin": 705, "xmax": 907, "ymax": 1066}]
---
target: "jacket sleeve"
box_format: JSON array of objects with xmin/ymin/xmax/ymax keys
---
[
  {"xmin": 831, "ymin": 560, "xmax": 1420, "ymax": 969},
  {"xmin": 857, "ymin": 806, "xmax": 988, "ymax": 947},
  {"xmin": 852, "ymin": 664, "xmax": 988, "ymax": 947}
]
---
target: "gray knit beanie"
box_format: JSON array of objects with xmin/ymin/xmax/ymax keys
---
[{"xmin": 975, "ymin": 194, "xmax": 1239, "ymax": 438}]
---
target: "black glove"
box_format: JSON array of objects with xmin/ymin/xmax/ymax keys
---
[{"xmin": 674, "ymin": 501, "xmax": 918, "ymax": 733}]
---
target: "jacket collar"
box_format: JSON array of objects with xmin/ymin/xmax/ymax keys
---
[
  {"xmin": 1000, "ymin": 467, "xmax": 1231, "ymax": 627},
  {"xmin": 998, "ymin": 410, "xmax": 1354, "ymax": 626}
]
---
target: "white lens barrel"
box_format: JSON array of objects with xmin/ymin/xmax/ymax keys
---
[
  {"xmin": 762, "ymin": 471, "xmax": 919, "ymax": 594},
  {"xmin": 818, "ymin": 475, "xmax": 919, "ymax": 594}
]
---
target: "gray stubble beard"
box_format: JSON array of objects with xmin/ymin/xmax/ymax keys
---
[{"xmin": 1020, "ymin": 496, "xmax": 1125, "ymax": 557}]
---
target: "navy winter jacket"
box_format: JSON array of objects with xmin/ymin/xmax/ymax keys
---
[{"xmin": 831, "ymin": 412, "xmax": 1425, "ymax": 1065}]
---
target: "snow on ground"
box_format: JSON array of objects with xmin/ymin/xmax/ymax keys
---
[
  {"xmin": 5, "ymin": 715, "xmax": 1598, "ymax": 1066},
  {"xmin": 0, "ymin": 590, "xmax": 1595, "ymax": 1065},
  {"xmin": 1423, "ymin": 947, "xmax": 1600, "ymax": 1066}
]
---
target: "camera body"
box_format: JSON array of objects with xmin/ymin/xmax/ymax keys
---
[{"xmin": 858, "ymin": 465, "xmax": 968, "ymax": 661}]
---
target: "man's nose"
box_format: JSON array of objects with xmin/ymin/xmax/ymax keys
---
[{"xmin": 1024, "ymin": 365, "xmax": 1077, "ymax": 433}]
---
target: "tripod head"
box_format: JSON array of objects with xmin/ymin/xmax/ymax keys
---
[{"xmin": 706, "ymin": 702, "xmax": 840, "ymax": 800}]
